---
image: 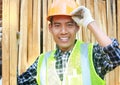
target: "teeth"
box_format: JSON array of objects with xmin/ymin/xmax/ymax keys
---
[{"xmin": 60, "ymin": 37, "xmax": 68, "ymax": 41}]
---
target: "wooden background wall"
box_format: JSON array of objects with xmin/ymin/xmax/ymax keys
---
[{"xmin": 2, "ymin": 0, "xmax": 120, "ymax": 85}]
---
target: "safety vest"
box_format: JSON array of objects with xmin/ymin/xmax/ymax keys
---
[{"xmin": 36, "ymin": 40, "xmax": 105, "ymax": 85}]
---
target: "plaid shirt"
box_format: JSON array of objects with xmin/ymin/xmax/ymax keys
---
[
  {"xmin": 54, "ymin": 49, "xmax": 72, "ymax": 81},
  {"xmin": 17, "ymin": 39, "xmax": 120, "ymax": 85}
]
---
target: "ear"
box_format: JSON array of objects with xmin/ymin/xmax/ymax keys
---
[{"xmin": 48, "ymin": 23, "xmax": 52, "ymax": 33}]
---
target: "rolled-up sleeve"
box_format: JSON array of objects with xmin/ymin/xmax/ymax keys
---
[
  {"xmin": 17, "ymin": 57, "xmax": 38, "ymax": 85},
  {"xmin": 103, "ymin": 39, "xmax": 120, "ymax": 61},
  {"xmin": 93, "ymin": 38, "xmax": 120, "ymax": 79}
]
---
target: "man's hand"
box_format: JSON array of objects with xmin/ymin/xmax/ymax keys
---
[{"xmin": 71, "ymin": 6, "xmax": 94, "ymax": 28}]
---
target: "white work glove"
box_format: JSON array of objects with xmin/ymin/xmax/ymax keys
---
[{"xmin": 71, "ymin": 6, "xmax": 94, "ymax": 28}]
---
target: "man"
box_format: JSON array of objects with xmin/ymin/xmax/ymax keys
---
[{"xmin": 18, "ymin": 0, "xmax": 120, "ymax": 85}]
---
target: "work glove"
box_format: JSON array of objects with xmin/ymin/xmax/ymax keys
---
[{"xmin": 71, "ymin": 6, "xmax": 94, "ymax": 28}]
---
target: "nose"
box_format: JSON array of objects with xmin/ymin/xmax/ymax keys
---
[{"xmin": 61, "ymin": 27, "xmax": 68, "ymax": 34}]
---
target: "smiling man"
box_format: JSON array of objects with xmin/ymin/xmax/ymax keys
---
[
  {"xmin": 17, "ymin": 0, "xmax": 120, "ymax": 85},
  {"xmin": 49, "ymin": 15, "xmax": 79, "ymax": 52}
]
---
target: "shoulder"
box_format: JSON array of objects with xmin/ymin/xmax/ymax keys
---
[{"xmin": 38, "ymin": 50, "xmax": 55, "ymax": 60}]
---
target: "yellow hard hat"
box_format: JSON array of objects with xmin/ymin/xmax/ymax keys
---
[{"xmin": 47, "ymin": 0, "xmax": 78, "ymax": 21}]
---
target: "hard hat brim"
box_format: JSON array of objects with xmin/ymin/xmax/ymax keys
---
[{"xmin": 47, "ymin": 14, "xmax": 72, "ymax": 21}]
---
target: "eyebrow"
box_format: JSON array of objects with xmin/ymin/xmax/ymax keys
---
[
  {"xmin": 53, "ymin": 20, "xmax": 75, "ymax": 24},
  {"xmin": 53, "ymin": 22, "xmax": 60, "ymax": 24},
  {"xmin": 66, "ymin": 21, "xmax": 75, "ymax": 23}
]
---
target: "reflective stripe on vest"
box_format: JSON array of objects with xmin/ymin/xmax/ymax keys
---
[
  {"xmin": 80, "ymin": 44, "xmax": 91, "ymax": 85},
  {"xmin": 36, "ymin": 51, "xmax": 55, "ymax": 85},
  {"xmin": 36, "ymin": 40, "xmax": 105, "ymax": 85}
]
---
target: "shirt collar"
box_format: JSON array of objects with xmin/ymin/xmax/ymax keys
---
[{"xmin": 54, "ymin": 40, "xmax": 77, "ymax": 59}]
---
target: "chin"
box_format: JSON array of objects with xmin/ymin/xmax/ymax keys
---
[{"xmin": 59, "ymin": 44, "xmax": 72, "ymax": 50}]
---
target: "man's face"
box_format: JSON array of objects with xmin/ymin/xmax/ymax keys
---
[{"xmin": 49, "ymin": 15, "xmax": 79, "ymax": 52}]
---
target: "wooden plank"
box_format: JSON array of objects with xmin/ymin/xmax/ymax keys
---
[
  {"xmin": 117, "ymin": 0, "xmax": 120, "ymax": 43},
  {"xmin": 106, "ymin": 0, "xmax": 113, "ymax": 84},
  {"xmin": 88, "ymin": 0, "xmax": 95, "ymax": 43},
  {"xmin": 31, "ymin": 0, "xmax": 40, "ymax": 64},
  {"xmin": 18, "ymin": 0, "xmax": 28, "ymax": 74},
  {"xmin": 117, "ymin": 0, "xmax": 120, "ymax": 84},
  {"xmin": 0, "ymin": 0, "xmax": 2, "ymax": 20},
  {"xmin": 119, "ymin": 67, "xmax": 120, "ymax": 85},
  {"xmin": 106, "ymin": 0, "xmax": 111, "ymax": 36},
  {"xmin": 105, "ymin": 73, "xmax": 110, "ymax": 85},
  {"xmin": 112, "ymin": 0, "xmax": 117, "ymax": 38},
  {"xmin": 109, "ymin": 70, "xmax": 115, "ymax": 85},
  {"xmin": 2, "ymin": 0, "xmax": 10, "ymax": 84},
  {"xmin": 98, "ymin": 0, "xmax": 107, "ymax": 35},
  {"xmin": 9, "ymin": 0, "xmax": 19, "ymax": 84},
  {"xmin": 43, "ymin": 0, "xmax": 48, "ymax": 52},
  {"xmin": 27, "ymin": 0, "xmax": 33, "ymax": 66},
  {"xmin": 76, "ymin": 0, "xmax": 85, "ymax": 6},
  {"xmin": 106, "ymin": 0, "xmax": 116, "ymax": 85},
  {"xmin": 38, "ymin": 0, "xmax": 41, "ymax": 51},
  {"xmin": 94, "ymin": 0, "xmax": 101, "ymax": 28},
  {"xmin": 39, "ymin": 0, "xmax": 43, "ymax": 53},
  {"xmin": 81, "ymin": 0, "xmax": 87, "ymax": 42},
  {"xmin": 112, "ymin": 1, "xmax": 118, "ymax": 85},
  {"xmin": 115, "ymin": 67, "xmax": 119, "ymax": 85},
  {"xmin": 99, "ymin": 0, "xmax": 109, "ymax": 85},
  {"xmin": 48, "ymin": 0, "xmax": 52, "ymax": 13},
  {"xmin": 106, "ymin": 0, "xmax": 116, "ymax": 37},
  {"xmin": 85, "ymin": 0, "xmax": 92, "ymax": 43}
]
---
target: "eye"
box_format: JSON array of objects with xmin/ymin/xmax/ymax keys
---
[
  {"xmin": 66, "ymin": 22, "xmax": 75, "ymax": 27},
  {"xmin": 53, "ymin": 23, "xmax": 61, "ymax": 28}
]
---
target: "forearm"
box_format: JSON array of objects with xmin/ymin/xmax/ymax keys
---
[
  {"xmin": 71, "ymin": 6, "xmax": 112, "ymax": 47},
  {"xmin": 87, "ymin": 21, "xmax": 112, "ymax": 47}
]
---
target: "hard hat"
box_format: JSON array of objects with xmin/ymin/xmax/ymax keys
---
[{"xmin": 47, "ymin": 0, "xmax": 78, "ymax": 21}]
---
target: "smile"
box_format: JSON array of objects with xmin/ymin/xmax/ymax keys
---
[{"xmin": 59, "ymin": 37, "xmax": 69, "ymax": 42}]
